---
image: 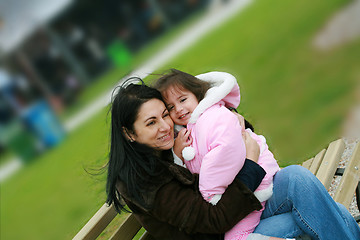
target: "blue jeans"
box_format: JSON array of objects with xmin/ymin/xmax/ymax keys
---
[{"xmin": 253, "ymin": 165, "xmax": 360, "ymax": 239}]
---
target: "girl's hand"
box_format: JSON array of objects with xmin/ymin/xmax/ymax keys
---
[
  {"xmin": 243, "ymin": 131, "xmax": 260, "ymax": 162},
  {"xmin": 173, "ymin": 128, "xmax": 193, "ymax": 161}
]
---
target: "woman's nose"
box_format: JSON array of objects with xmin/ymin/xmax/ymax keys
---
[{"xmin": 159, "ymin": 119, "xmax": 171, "ymax": 131}]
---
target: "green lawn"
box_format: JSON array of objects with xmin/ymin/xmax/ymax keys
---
[
  {"xmin": 151, "ymin": 0, "xmax": 359, "ymax": 165},
  {"xmin": 2, "ymin": 0, "xmax": 360, "ymax": 239}
]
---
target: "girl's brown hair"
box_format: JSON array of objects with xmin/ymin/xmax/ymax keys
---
[{"xmin": 153, "ymin": 69, "xmax": 211, "ymax": 102}]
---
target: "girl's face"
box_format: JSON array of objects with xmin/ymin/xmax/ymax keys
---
[
  {"xmin": 163, "ymin": 85, "xmax": 199, "ymax": 126},
  {"xmin": 130, "ymin": 99, "xmax": 174, "ymax": 150}
]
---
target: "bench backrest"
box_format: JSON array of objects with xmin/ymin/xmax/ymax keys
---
[{"xmin": 301, "ymin": 139, "xmax": 360, "ymax": 208}]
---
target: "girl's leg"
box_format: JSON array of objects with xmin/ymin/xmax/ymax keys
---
[{"xmin": 256, "ymin": 165, "xmax": 359, "ymax": 240}]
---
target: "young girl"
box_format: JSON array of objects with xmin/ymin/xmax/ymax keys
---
[{"xmin": 153, "ymin": 69, "xmax": 282, "ymax": 240}]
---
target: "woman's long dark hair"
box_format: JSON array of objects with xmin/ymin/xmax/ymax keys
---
[{"xmin": 106, "ymin": 78, "xmax": 171, "ymax": 213}]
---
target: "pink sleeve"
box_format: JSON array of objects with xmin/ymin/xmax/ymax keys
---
[
  {"xmin": 246, "ymin": 131, "xmax": 280, "ymax": 190},
  {"xmin": 197, "ymin": 107, "xmax": 246, "ymax": 201}
]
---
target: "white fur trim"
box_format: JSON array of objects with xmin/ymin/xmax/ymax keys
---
[
  {"xmin": 182, "ymin": 146, "xmax": 195, "ymax": 161},
  {"xmin": 209, "ymin": 194, "xmax": 222, "ymax": 206},
  {"xmin": 189, "ymin": 72, "xmax": 238, "ymax": 124},
  {"xmin": 174, "ymin": 124, "xmax": 184, "ymax": 133},
  {"xmin": 254, "ymin": 183, "xmax": 273, "ymax": 202},
  {"xmin": 258, "ymin": 135, "xmax": 267, "ymax": 154}
]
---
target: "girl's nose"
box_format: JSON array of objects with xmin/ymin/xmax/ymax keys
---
[{"xmin": 175, "ymin": 105, "xmax": 182, "ymax": 113}]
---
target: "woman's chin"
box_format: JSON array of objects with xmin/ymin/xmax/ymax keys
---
[{"xmin": 155, "ymin": 139, "xmax": 174, "ymax": 151}]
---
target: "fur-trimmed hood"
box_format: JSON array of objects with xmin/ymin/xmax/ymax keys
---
[
  {"xmin": 189, "ymin": 71, "xmax": 240, "ymax": 124},
  {"xmin": 176, "ymin": 71, "xmax": 241, "ymax": 161}
]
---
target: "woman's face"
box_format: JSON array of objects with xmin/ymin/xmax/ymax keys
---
[{"xmin": 130, "ymin": 98, "xmax": 175, "ymax": 150}]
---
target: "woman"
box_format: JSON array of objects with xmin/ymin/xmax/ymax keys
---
[
  {"xmin": 107, "ymin": 78, "xmax": 264, "ymax": 240},
  {"xmin": 106, "ymin": 79, "xmax": 360, "ymax": 240}
]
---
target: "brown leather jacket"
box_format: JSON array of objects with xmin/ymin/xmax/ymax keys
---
[{"xmin": 117, "ymin": 161, "xmax": 262, "ymax": 240}]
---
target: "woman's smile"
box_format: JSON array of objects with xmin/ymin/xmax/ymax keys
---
[
  {"xmin": 131, "ymin": 99, "xmax": 174, "ymax": 150},
  {"xmin": 158, "ymin": 133, "xmax": 171, "ymax": 141}
]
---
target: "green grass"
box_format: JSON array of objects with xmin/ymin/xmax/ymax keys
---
[
  {"xmin": 2, "ymin": 0, "xmax": 360, "ymax": 239},
  {"xmin": 0, "ymin": 150, "xmax": 14, "ymax": 167},
  {"xmin": 150, "ymin": 0, "xmax": 359, "ymax": 165},
  {"xmin": 1, "ymin": 108, "xmax": 110, "ymax": 239}
]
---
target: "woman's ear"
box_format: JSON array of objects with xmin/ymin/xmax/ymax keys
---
[{"xmin": 122, "ymin": 127, "xmax": 135, "ymax": 142}]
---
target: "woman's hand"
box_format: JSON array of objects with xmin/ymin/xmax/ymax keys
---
[
  {"xmin": 173, "ymin": 128, "xmax": 193, "ymax": 161},
  {"xmin": 243, "ymin": 131, "xmax": 260, "ymax": 162},
  {"xmin": 232, "ymin": 111, "xmax": 246, "ymax": 132}
]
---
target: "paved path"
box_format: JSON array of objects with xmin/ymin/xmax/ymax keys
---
[
  {"xmin": 313, "ymin": 0, "xmax": 360, "ymax": 50},
  {"xmin": 0, "ymin": 0, "xmax": 253, "ymax": 182}
]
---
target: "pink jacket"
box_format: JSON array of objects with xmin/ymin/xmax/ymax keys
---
[
  {"xmin": 173, "ymin": 72, "xmax": 280, "ymax": 240},
  {"xmin": 179, "ymin": 72, "xmax": 280, "ymax": 204}
]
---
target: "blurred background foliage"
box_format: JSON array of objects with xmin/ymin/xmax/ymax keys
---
[{"xmin": 1, "ymin": 0, "xmax": 360, "ymax": 239}]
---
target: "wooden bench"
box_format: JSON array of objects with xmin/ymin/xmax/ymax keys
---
[{"xmin": 73, "ymin": 138, "xmax": 360, "ymax": 240}]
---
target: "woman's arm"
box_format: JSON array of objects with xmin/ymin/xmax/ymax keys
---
[
  {"xmin": 150, "ymin": 177, "xmax": 262, "ymax": 235},
  {"xmin": 243, "ymin": 130, "xmax": 260, "ymax": 162},
  {"xmin": 237, "ymin": 131, "xmax": 266, "ymax": 191},
  {"xmin": 237, "ymin": 159, "xmax": 266, "ymax": 192}
]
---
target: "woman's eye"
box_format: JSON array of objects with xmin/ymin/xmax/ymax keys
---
[
  {"xmin": 168, "ymin": 106, "xmax": 174, "ymax": 111},
  {"xmin": 147, "ymin": 121, "xmax": 155, "ymax": 126}
]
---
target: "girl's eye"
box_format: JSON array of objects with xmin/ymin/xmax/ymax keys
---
[
  {"xmin": 163, "ymin": 113, "xmax": 170, "ymax": 118},
  {"xmin": 180, "ymin": 98, "xmax": 186, "ymax": 103},
  {"xmin": 168, "ymin": 106, "xmax": 174, "ymax": 111}
]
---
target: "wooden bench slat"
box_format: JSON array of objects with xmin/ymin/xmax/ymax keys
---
[
  {"xmin": 334, "ymin": 141, "xmax": 360, "ymax": 208},
  {"xmin": 110, "ymin": 213, "xmax": 142, "ymax": 240},
  {"xmin": 73, "ymin": 203, "xmax": 117, "ymax": 240},
  {"xmin": 309, "ymin": 148, "xmax": 326, "ymax": 175},
  {"xmin": 302, "ymin": 158, "xmax": 314, "ymax": 170},
  {"xmin": 316, "ymin": 139, "xmax": 345, "ymax": 189},
  {"xmin": 139, "ymin": 231, "xmax": 156, "ymax": 240}
]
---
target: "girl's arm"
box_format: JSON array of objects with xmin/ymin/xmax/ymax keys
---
[{"xmin": 197, "ymin": 106, "xmax": 247, "ymax": 202}]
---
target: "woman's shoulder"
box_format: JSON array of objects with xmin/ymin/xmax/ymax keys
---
[{"xmin": 116, "ymin": 162, "xmax": 197, "ymax": 208}]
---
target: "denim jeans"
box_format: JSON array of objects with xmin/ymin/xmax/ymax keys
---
[{"xmin": 253, "ymin": 165, "xmax": 360, "ymax": 239}]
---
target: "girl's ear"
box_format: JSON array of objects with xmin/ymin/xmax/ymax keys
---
[{"xmin": 122, "ymin": 127, "xmax": 135, "ymax": 142}]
